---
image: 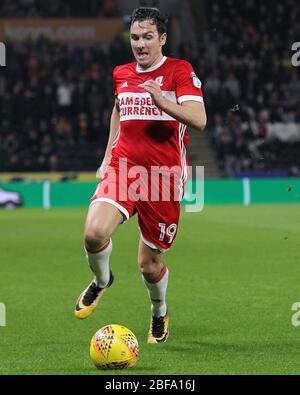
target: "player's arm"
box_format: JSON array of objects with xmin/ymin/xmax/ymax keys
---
[
  {"xmin": 96, "ymin": 100, "xmax": 120, "ymax": 179},
  {"xmin": 139, "ymin": 80, "xmax": 206, "ymax": 132},
  {"xmin": 160, "ymin": 98, "xmax": 206, "ymax": 132}
]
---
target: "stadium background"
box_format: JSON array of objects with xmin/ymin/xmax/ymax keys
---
[
  {"xmin": 1, "ymin": 0, "xmax": 300, "ymax": 207},
  {"xmin": 1, "ymin": 0, "xmax": 300, "ymax": 375}
]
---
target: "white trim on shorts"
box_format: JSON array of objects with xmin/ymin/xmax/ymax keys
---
[
  {"xmin": 90, "ymin": 197, "xmax": 130, "ymax": 222},
  {"xmin": 140, "ymin": 232, "xmax": 169, "ymax": 253}
]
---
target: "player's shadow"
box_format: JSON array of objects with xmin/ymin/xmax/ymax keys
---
[
  {"xmin": 166, "ymin": 341, "xmax": 244, "ymax": 353},
  {"xmin": 166, "ymin": 340, "xmax": 300, "ymax": 354}
]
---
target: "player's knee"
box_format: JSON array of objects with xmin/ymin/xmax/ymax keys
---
[
  {"xmin": 138, "ymin": 256, "xmax": 160, "ymax": 278},
  {"xmin": 84, "ymin": 225, "xmax": 111, "ymax": 250}
]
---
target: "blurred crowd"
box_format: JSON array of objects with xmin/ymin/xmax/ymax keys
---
[
  {"xmin": 1, "ymin": 0, "xmax": 300, "ymax": 176},
  {"xmin": 0, "ymin": 35, "xmax": 133, "ymax": 171},
  {"xmin": 199, "ymin": 0, "xmax": 300, "ymax": 176}
]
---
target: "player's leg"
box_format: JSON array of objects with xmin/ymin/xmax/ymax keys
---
[
  {"xmin": 138, "ymin": 239, "xmax": 169, "ymax": 343},
  {"xmin": 84, "ymin": 201, "xmax": 124, "ymax": 286},
  {"xmin": 138, "ymin": 238, "xmax": 168, "ymax": 316},
  {"xmin": 136, "ymin": 191, "xmax": 180, "ymax": 342},
  {"xmin": 75, "ymin": 201, "xmax": 124, "ymax": 319}
]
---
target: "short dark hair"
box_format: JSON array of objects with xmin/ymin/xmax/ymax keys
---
[{"xmin": 130, "ymin": 7, "xmax": 168, "ymax": 36}]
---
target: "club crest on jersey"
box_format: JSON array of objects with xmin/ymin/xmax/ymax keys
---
[
  {"xmin": 155, "ymin": 76, "xmax": 164, "ymax": 86},
  {"xmin": 191, "ymin": 72, "xmax": 201, "ymax": 89}
]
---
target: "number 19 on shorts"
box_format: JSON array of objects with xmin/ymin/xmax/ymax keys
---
[{"xmin": 159, "ymin": 223, "xmax": 177, "ymax": 244}]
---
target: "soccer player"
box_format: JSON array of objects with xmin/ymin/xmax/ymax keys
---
[{"xmin": 74, "ymin": 7, "xmax": 206, "ymax": 344}]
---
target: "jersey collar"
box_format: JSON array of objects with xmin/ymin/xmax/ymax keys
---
[{"xmin": 136, "ymin": 56, "xmax": 167, "ymax": 73}]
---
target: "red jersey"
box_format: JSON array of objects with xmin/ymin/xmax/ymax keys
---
[{"xmin": 111, "ymin": 56, "xmax": 204, "ymax": 172}]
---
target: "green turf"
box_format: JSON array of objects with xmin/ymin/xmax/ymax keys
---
[{"xmin": 0, "ymin": 204, "xmax": 300, "ymax": 375}]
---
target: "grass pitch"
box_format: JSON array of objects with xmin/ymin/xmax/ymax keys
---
[{"xmin": 0, "ymin": 204, "xmax": 300, "ymax": 375}]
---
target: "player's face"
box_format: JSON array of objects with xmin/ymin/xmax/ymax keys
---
[{"xmin": 130, "ymin": 20, "xmax": 166, "ymax": 69}]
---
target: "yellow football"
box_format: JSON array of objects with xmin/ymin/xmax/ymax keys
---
[{"xmin": 90, "ymin": 324, "xmax": 139, "ymax": 369}]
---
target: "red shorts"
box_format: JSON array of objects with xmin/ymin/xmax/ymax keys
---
[{"xmin": 90, "ymin": 161, "xmax": 183, "ymax": 251}]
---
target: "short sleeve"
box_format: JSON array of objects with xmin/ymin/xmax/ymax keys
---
[{"xmin": 174, "ymin": 60, "xmax": 204, "ymax": 105}]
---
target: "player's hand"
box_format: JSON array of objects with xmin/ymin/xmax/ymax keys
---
[
  {"xmin": 138, "ymin": 80, "xmax": 166, "ymax": 109},
  {"xmin": 96, "ymin": 158, "xmax": 110, "ymax": 180}
]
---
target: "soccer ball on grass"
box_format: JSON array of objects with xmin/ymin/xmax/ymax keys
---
[{"xmin": 90, "ymin": 324, "xmax": 139, "ymax": 369}]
